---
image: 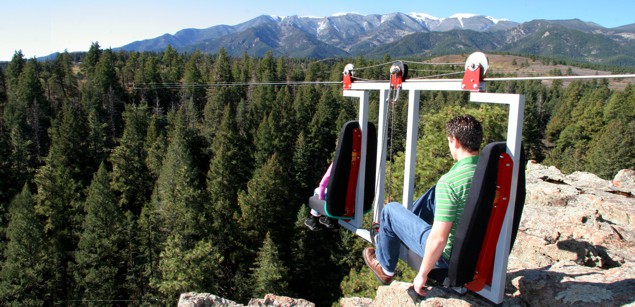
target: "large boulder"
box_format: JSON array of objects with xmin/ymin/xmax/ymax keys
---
[
  {"xmin": 178, "ymin": 293, "xmax": 315, "ymax": 307},
  {"xmin": 178, "ymin": 292, "xmax": 243, "ymax": 306}
]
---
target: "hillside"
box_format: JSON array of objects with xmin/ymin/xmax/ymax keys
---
[{"xmin": 426, "ymin": 54, "xmax": 635, "ymax": 90}]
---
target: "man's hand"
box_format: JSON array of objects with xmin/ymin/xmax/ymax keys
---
[
  {"xmin": 413, "ymin": 274, "xmax": 429, "ymax": 296},
  {"xmin": 415, "ymin": 220, "xmax": 452, "ymax": 297}
]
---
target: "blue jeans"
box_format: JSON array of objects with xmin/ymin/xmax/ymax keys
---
[{"xmin": 375, "ymin": 186, "xmax": 449, "ymax": 272}]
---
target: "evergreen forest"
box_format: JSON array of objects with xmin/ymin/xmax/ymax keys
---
[{"xmin": 0, "ymin": 43, "xmax": 634, "ymax": 305}]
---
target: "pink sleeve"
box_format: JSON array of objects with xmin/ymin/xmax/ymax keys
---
[{"xmin": 318, "ymin": 163, "xmax": 332, "ymax": 200}]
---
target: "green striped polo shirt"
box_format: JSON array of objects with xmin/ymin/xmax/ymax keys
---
[{"xmin": 434, "ymin": 155, "xmax": 479, "ymax": 260}]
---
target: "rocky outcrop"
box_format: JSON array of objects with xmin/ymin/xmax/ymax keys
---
[
  {"xmin": 340, "ymin": 163, "xmax": 635, "ymax": 306},
  {"xmin": 504, "ymin": 163, "xmax": 635, "ymax": 306},
  {"xmin": 178, "ymin": 292, "xmax": 241, "ymax": 306},
  {"xmin": 178, "ymin": 293, "xmax": 315, "ymax": 307}
]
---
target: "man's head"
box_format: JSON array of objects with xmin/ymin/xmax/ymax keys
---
[{"xmin": 446, "ymin": 115, "xmax": 483, "ymax": 159}]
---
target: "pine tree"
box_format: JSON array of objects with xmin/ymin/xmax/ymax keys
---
[
  {"xmin": 136, "ymin": 189, "xmax": 163, "ymax": 301},
  {"xmin": 0, "ymin": 185, "xmax": 50, "ymax": 305},
  {"xmin": 121, "ymin": 211, "xmax": 148, "ymax": 303},
  {"xmin": 289, "ymin": 206, "xmax": 354, "ymax": 306},
  {"xmin": 4, "ymin": 51, "xmax": 26, "ymax": 103},
  {"xmin": 275, "ymin": 57, "xmax": 288, "ymax": 82},
  {"xmin": 206, "ymin": 105, "xmax": 251, "ymax": 246},
  {"xmin": 22, "ymin": 59, "xmax": 50, "ymax": 161},
  {"xmin": 7, "ymin": 125, "xmax": 34, "ymax": 190},
  {"xmin": 82, "ymin": 48, "xmax": 125, "ymax": 167},
  {"xmin": 138, "ymin": 108, "xmax": 206, "ymax": 299},
  {"xmin": 251, "ymin": 232, "xmax": 289, "ymax": 298},
  {"xmin": 125, "ymin": 52, "xmax": 142, "ymax": 102},
  {"xmin": 306, "ymin": 89, "xmax": 340, "ymax": 172},
  {"xmin": 46, "ymin": 51, "xmax": 79, "ymax": 113},
  {"xmin": 161, "ymin": 45, "xmax": 183, "ymax": 85},
  {"xmin": 0, "ymin": 121, "xmax": 12, "ymax": 257},
  {"xmin": 98, "ymin": 50, "xmax": 125, "ymax": 139},
  {"xmin": 515, "ymin": 80, "xmax": 548, "ymax": 161},
  {"xmin": 289, "ymin": 131, "xmax": 321, "ymax": 207},
  {"xmin": 42, "ymin": 100, "xmax": 91, "ymax": 185},
  {"xmin": 292, "ymin": 86, "xmax": 319, "ymax": 137},
  {"xmin": 156, "ymin": 234, "xmax": 222, "ymax": 302},
  {"xmin": 201, "ymin": 104, "xmax": 252, "ymax": 298},
  {"xmin": 74, "ymin": 163, "xmax": 127, "ymax": 302},
  {"xmin": 110, "ymin": 102, "xmax": 152, "ymax": 215},
  {"xmin": 545, "ymin": 81, "xmax": 585, "ymax": 143},
  {"xmin": 160, "ymin": 45, "xmax": 183, "ymax": 109},
  {"xmin": 547, "ymin": 82, "xmax": 609, "ymax": 173},
  {"xmin": 571, "ymin": 83, "xmax": 609, "ymax": 138},
  {"xmin": 586, "ymin": 119, "xmax": 635, "ymax": 179},
  {"xmin": 3, "ymin": 58, "xmax": 50, "ymax": 167},
  {"xmin": 238, "ymin": 153, "xmax": 292, "ymax": 248},
  {"xmin": 0, "ymin": 65, "xmax": 7, "ymax": 108},
  {"xmin": 267, "ymin": 87, "xmax": 297, "ymax": 165},
  {"xmin": 235, "ymin": 51, "xmax": 253, "ymax": 93},
  {"xmin": 182, "ymin": 50, "xmax": 206, "ymax": 114},
  {"xmin": 202, "ymin": 48, "xmax": 237, "ymax": 145},
  {"xmin": 246, "ymin": 52, "xmax": 278, "ymax": 137},
  {"xmin": 136, "ymin": 54, "xmax": 162, "ymax": 110},
  {"xmin": 153, "ymin": 109, "xmax": 204, "ymax": 240},
  {"xmin": 81, "ymin": 42, "xmax": 103, "ymax": 76},
  {"xmin": 33, "ymin": 100, "xmax": 88, "ymax": 301},
  {"xmin": 604, "ymin": 85, "xmax": 635, "ymax": 123},
  {"xmin": 253, "ymin": 116, "xmax": 274, "ymax": 167},
  {"xmin": 144, "ymin": 111, "xmax": 168, "ymax": 180},
  {"xmin": 586, "ymin": 86, "xmax": 635, "ymax": 178}
]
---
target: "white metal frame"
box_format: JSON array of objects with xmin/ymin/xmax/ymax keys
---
[{"xmin": 339, "ymin": 78, "xmax": 525, "ymax": 305}]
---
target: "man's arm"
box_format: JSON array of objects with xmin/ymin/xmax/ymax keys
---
[{"xmin": 413, "ymin": 220, "xmax": 453, "ymax": 296}]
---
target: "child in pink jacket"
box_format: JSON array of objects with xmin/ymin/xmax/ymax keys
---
[{"xmin": 304, "ymin": 163, "xmax": 338, "ymax": 230}]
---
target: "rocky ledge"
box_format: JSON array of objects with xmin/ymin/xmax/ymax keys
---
[{"xmin": 178, "ymin": 293, "xmax": 315, "ymax": 307}]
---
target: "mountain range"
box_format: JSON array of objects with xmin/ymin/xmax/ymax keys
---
[{"xmin": 116, "ymin": 13, "xmax": 635, "ymax": 66}]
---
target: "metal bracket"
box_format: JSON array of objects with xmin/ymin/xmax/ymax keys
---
[
  {"xmin": 389, "ymin": 61, "xmax": 405, "ymax": 90},
  {"xmin": 343, "ymin": 63, "xmax": 355, "ymax": 89}
]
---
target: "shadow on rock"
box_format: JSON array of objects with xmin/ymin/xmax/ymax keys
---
[
  {"xmin": 507, "ymin": 261, "xmax": 635, "ymax": 306},
  {"xmin": 556, "ymin": 239, "xmax": 621, "ymax": 269}
]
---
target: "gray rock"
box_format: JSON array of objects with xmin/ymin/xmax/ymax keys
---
[
  {"xmin": 178, "ymin": 293, "xmax": 314, "ymax": 307},
  {"xmin": 248, "ymin": 294, "xmax": 315, "ymax": 307},
  {"xmin": 178, "ymin": 292, "xmax": 244, "ymax": 307},
  {"xmin": 508, "ymin": 261, "xmax": 635, "ymax": 306},
  {"xmin": 612, "ymin": 169, "xmax": 635, "ymax": 192},
  {"xmin": 339, "ymin": 297, "xmax": 374, "ymax": 307},
  {"xmin": 506, "ymin": 163, "xmax": 635, "ymax": 306}
]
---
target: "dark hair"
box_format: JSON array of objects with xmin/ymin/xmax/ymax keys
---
[{"xmin": 446, "ymin": 114, "xmax": 483, "ymax": 152}]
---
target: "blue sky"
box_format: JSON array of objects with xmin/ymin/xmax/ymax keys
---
[{"xmin": 1, "ymin": 0, "xmax": 634, "ymax": 61}]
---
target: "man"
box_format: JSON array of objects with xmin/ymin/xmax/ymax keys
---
[{"xmin": 363, "ymin": 114, "xmax": 483, "ymax": 296}]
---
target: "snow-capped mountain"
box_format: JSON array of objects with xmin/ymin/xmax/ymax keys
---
[
  {"xmin": 119, "ymin": 13, "xmax": 516, "ymax": 54},
  {"xmin": 115, "ymin": 12, "xmax": 635, "ymax": 66}
]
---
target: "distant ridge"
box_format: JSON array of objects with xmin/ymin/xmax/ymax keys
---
[{"xmin": 52, "ymin": 13, "xmax": 635, "ymax": 66}]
